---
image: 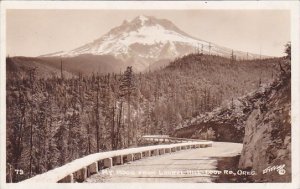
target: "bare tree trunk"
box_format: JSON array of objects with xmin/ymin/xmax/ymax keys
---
[
  {"xmin": 29, "ymin": 114, "xmax": 33, "ymax": 177},
  {"xmin": 8, "ymin": 164, "xmax": 13, "ymax": 183},
  {"xmin": 95, "ymin": 82, "xmax": 100, "ymax": 152},
  {"xmin": 111, "ymin": 100, "xmax": 116, "ymax": 150},
  {"xmin": 87, "ymin": 123, "xmax": 91, "ymax": 154},
  {"xmin": 127, "ymin": 95, "xmax": 131, "ymax": 146},
  {"xmin": 116, "ymin": 101, "xmax": 123, "ymax": 149},
  {"xmin": 15, "ymin": 119, "xmax": 24, "ymax": 181}
]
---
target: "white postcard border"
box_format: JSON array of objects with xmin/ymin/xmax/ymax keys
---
[{"xmin": 0, "ymin": 1, "xmax": 299, "ymax": 189}]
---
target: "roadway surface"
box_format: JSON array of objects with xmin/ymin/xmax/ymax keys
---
[{"xmin": 85, "ymin": 142, "xmax": 242, "ymax": 183}]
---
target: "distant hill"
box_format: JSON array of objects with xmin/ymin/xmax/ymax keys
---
[
  {"xmin": 6, "ymin": 56, "xmax": 74, "ymax": 79},
  {"xmin": 39, "ymin": 54, "xmax": 129, "ymax": 74},
  {"xmin": 6, "ymin": 54, "xmax": 131, "ymax": 79}
]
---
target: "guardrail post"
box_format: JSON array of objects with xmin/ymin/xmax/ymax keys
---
[
  {"xmin": 87, "ymin": 162, "xmax": 98, "ymax": 176},
  {"xmin": 114, "ymin": 155, "xmax": 123, "ymax": 165},
  {"xmin": 103, "ymin": 158, "xmax": 113, "ymax": 168}
]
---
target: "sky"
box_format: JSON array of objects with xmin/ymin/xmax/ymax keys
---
[{"xmin": 6, "ymin": 9, "xmax": 290, "ymax": 57}]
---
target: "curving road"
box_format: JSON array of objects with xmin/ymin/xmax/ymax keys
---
[{"xmin": 85, "ymin": 142, "xmax": 243, "ymax": 183}]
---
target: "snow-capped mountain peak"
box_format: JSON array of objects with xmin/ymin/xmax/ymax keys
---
[
  {"xmin": 57, "ymin": 15, "xmax": 207, "ymax": 58},
  {"xmin": 43, "ymin": 15, "xmax": 263, "ymax": 71}
]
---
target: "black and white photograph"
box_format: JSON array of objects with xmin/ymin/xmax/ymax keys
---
[{"xmin": 0, "ymin": 1, "xmax": 299, "ymax": 188}]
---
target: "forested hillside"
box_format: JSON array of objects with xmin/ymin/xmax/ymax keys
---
[
  {"xmin": 6, "ymin": 53, "xmax": 278, "ymax": 182},
  {"xmin": 173, "ymin": 57, "xmax": 286, "ymax": 143}
]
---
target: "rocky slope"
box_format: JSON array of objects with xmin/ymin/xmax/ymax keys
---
[{"xmin": 238, "ymin": 60, "xmax": 291, "ymax": 182}]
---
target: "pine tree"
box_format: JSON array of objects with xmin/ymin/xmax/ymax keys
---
[
  {"xmin": 285, "ymin": 42, "xmax": 291, "ymax": 60},
  {"xmin": 119, "ymin": 66, "xmax": 137, "ymax": 146}
]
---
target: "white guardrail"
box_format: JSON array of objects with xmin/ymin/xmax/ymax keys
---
[
  {"xmin": 22, "ymin": 141, "xmax": 213, "ymax": 183},
  {"xmin": 141, "ymin": 135, "xmax": 208, "ymax": 143}
]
